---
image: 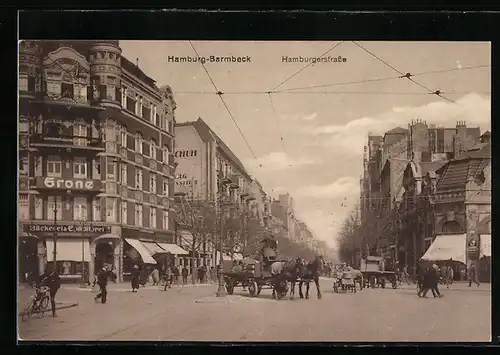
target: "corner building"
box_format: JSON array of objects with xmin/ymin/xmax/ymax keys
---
[{"xmin": 18, "ymin": 41, "xmax": 177, "ymax": 283}]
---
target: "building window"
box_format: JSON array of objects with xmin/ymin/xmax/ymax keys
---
[
  {"xmin": 163, "ymin": 210, "xmax": 169, "ymax": 230},
  {"xmin": 126, "ymin": 93, "xmax": 136, "ymax": 112},
  {"xmin": 150, "ymin": 207, "xmax": 157, "ymax": 229},
  {"xmin": 19, "ymin": 74, "xmax": 29, "ymax": 91},
  {"xmin": 150, "ymin": 140, "xmax": 157, "ymax": 160},
  {"xmin": 73, "ymin": 123, "xmax": 88, "ymax": 146},
  {"xmin": 142, "ymin": 101, "xmax": 151, "ymax": 121},
  {"xmin": 46, "ymin": 81, "xmax": 61, "ymax": 97},
  {"xmin": 19, "ymin": 156, "xmax": 29, "ymax": 176},
  {"xmin": 34, "ymin": 196, "xmax": 43, "ymax": 220},
  {"xmin": 19, "ymin": 120, "xmax": 29, "ymax": 133},
  {"xmin": 46, "ymin": 155, "xmax": 62, "ymax": 177},
  {"xmin": 107, "ymin": 162, "xmax": 116, "ymax": 181},
  {"xmin": 73, "ymin": 196, "xmax": 88, "ymax": 221},
  {"xmin": 120, "ymin": 126, "xmax": 128, "ymax": 147},
  {"xmin": 106, "ymin": 198, "xmax": 117, "ymax": 223},
  {"xmin": 149, "ymin": 174, "xmax": 157, "ymax": 193},
  {"xmin": 162, "ymin": 145, "xmax": 169, "ymax": 164},
  {"xmin": 121, "ymin": 87, "xmax": 127, "ymax": 107},
  {"xmin": 135, "ymin": 169, "xmax": 143, "ymax": 190},
  {"xmin": 93, "ymin": 198, "xmax": 101, "ymax": 222},
  {"xmin": 135, "ymin": 133, "xmax": 143, "ymax": 153},
  {"xmin": 73, "ymin": 157, "xmax": 87, "ymax": 178},
  {"xmin": 135, "ymin": 96, "xmax": 142, "ymax": 117},
  {"xmin": 18, "ymin": 194, "xmax": 29, "ymax": 220},
  {"xmin": 152, "ymin": 106, "xmax": 157, "ymax": 125},
  {"xmin": 93, "ymin": 159, "xmax": 101, "ymax": 179},
  {"xmin": 121, "ymin": 164, "xmax": 127, "ymax": 185},
  {"xmin": 61, "ymin": 82, "xmax": 74, "ymax": 99},
  {"xmin": 162, "ymin": 179, "xmax": 169, "ymax": 196},
  {"xmin": 47, "ymin": 196, "xmax": 62, "ymax": 220},
  {"xmin": 135, "ymin": 204, "xmax": 143, "ymax": 226},
  {"xmin": 121, "ymin": 201, "xmax": 127, "ymax": 224}
]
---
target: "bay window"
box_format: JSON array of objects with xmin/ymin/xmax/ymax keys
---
[
  {"xmin": 107, "ymin": 162, "xmax": 116, "ymax": 181},
  {"xmin": 121, "ymin": 201, "xmax": 128, "ymax": 224},
  {"xmin": 73, "ymin": 196, "xmax": 88, "ymax": 221},
  {"xmin": 135, "ymin": 169, "xmax": 143, "ymax": 190},
  {"xmin": 150, "ymin": 207, "xmax": 157, "ymax": 229},
  {"xmin": 73, "ymin": 157, "xmax": 87, "ymax": 178},
  {"xmin": 46, "ymin": 155, "xmax": 62, "ymax": 177},
  {"xmin": 106, "ymin": 198, "xmax": 117, "ymax": 223},
  {"xmin": 47, "ymin": 196, "xmax": 62, "ymax": 220},
  {"xmin": 135, "ymin": 204, "xmax": 143, "ymax": 226}
]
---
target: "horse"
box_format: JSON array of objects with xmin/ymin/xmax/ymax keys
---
[
  {"xmin": 270, "ymin": 258, "xmax": 301, "ymax": 300},
  {"xmin": 297, "ymin": 255, "xmax": 324, "ymax": 299}
]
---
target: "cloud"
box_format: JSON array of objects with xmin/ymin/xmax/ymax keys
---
[
  {"xmin": 296, "ymin": 176, "xmax": 360, "ymax": 199},
  {"xmin": 302, "ymin": 112, "xmax": 318, "ymax": 121},
  {"xmin": 308, "ymin": 93, "xmax": 491, "ymax": 156},
  {"xmin": 248, "ymin": 152, "xmax": 316, "ymax": 171}
]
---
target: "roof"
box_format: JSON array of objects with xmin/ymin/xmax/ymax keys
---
[
  {"xmin": 176, "ymin": 118, "xmax": 251, "ymax": 178},
  {"xmin": 385, "ymin": 127, "xmax": 408, "ymax": 135},
  {"xmin": 121, "ymin": 56, "xmax": 159, "ymax": 91},
  {"xmin": 481, "ymin": 130, "xmax": 491, "ymax": 137},
  {"xmin": 436, "ymin": 147, "xmax": 490, "ymax": 190}
]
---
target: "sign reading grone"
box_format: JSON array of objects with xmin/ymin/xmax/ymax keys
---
[
  {"xmin": 36, "ymin": 177, "xmax": 101, "ymax": 191},
  {"xmin": 23, "ymin": 224, "xmax": 112, "ymax": 234}
]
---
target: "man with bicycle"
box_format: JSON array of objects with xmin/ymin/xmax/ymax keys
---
[{"xmin": 38, "ymin": 265, "xmax": 61, "ymax": 318}]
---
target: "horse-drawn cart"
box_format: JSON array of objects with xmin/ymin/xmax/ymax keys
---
[
  {"xmin": 222, "ymin": 255, "xmax": 288, "ymax": 299},
  {"xmin": 332, "ymin": 271, "xmax": 357, "ymax": 293},
  {"xmin": 360, "ymin": 256, "xmax": 398, "ymax": 289}
]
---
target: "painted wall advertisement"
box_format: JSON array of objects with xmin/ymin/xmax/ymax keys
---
[{"xmin": 174, "ymin": 126, "xmax": 205, "ymax": 198}]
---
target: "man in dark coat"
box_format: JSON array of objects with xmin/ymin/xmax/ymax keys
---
[
  {"xmin": 181, "ymin": 266, "xmax": 189, "ymax": 285},
  {"xmin": 94, "ymin": 266, "xmax": 115, "ymax": 303},
  {"xmin": 419, "ymin": 265, "xmax": 442, "ymax": 298},
  {"xmin": 38, "ymin": 265, "xmax": 61, "ymax": 318},
  {"xmin": 131, "ymin": 265, "xmax": 140, "ymax": 293}
]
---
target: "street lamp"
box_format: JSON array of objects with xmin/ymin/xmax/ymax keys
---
[
  {"xmin": 52, "ymin": 189, "xmax": 72, "ymax": 270},
  {"xmin": 216, "ymin": 178, "xmax": 231, "ymax": 297}
]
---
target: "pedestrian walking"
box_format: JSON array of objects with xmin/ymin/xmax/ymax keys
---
[
  {"xmin": 181, "ymin": 265, "xmax": 188, "ymax": 285},
  {"xmin": 172, "ymin": 265, "xmax": 180, "ymax": 285},
  {"xmin": 209, "ymin": 266, "xmax": 216, "ymax": 283},
  {"xmin": 468, "ymin": 264, "xmax": 480, "ymax": 287},
  {"xmin": 403, "ymin": 265, "xmax": 411, "ymax": 285},
  {"xmin": 420, "ymin": 264, "xmax": 443, "ymax": 298},
  {"xmin": 445, "ymin": 265, "xmax": 454, "ymax": 288},
  {"xmin": 163, "ymin": 266, "xmax": 173, "ymax": 291},
  {"xmin": 150, "ymin": 267, "xmax": 160, "ymax": 286},
  {"xmin": 38, "ymin": 265, "xmax": 61, "ymax": 318},
  {"xmin": 94, "ymin": 266, "xmax": 115, "ymax": 304},
  {"xmin": 198, "ymin": 264, "xmax": 207, "ymax": 284},
  {"xmin": 131, "ymin": 264, "xmax": 140, "ymax": 293}
]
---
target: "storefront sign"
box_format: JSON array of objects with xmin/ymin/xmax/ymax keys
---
[
  {"xmin": 174, "ymin": 149, "xmax": 197, "ymax": 158},
  {"xmin": 37, "ymin": 177, "xmax": 100, "ymax": 191},
  {"xmin": 467, "ymin": 239, "xmax": 480, "ymax": 260},
  {"xmin": 23, "ymin": 224, "xmax": 112, "ymax": 234}
]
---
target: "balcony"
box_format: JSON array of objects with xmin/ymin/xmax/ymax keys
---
[
  {"xmin": 31, "ymin": 133, "xmax": 105, "ymax": 152},
  {"xmin": 229, "ymin": 174, "xmax": 240, "ymax": 189}
]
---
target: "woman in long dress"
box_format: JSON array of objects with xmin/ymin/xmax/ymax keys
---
[{"xmin": 131, "ymin": 264, "xmax": 140, "ymax": 293}]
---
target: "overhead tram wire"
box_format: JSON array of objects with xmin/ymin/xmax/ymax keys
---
[
  {"xmin": 188, "ymin": 41, "xmax": 259, "ymax": 162},
  {"xmin": 273, "ymin": 64, "xmax": 491, "ymax": 93},
  {"xmin": 267, "ymin": 93, "xmax": 287, "ymax": 153},
  {"xmin": 268, "ymin": 41, "xmax": 345, "ymax": 93},
  {"xmin": 351, "ymin": 41, "xmax": 458, "ymax": 104}
]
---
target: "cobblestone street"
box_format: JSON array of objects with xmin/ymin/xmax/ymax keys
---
[{"xmin": 18, "ymin": 278, "xmax": 491, "ymax": 342}]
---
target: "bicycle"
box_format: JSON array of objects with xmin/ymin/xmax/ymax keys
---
[{"xmin": 21, "ymin": 285, "xmax": 50, "ymax": 321}]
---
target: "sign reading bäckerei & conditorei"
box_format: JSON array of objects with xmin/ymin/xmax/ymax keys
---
[
  {"xmin": 23, "ymin": 224, "xmax": 112, "ymax": 234},
  {"xmin": 36, "ymin": 177, "xmax": 101, "ymax": 191}
]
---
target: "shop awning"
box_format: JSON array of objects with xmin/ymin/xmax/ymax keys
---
[
  {"xmin": 156, "ymin": 242, "xmax": 188, "ymax": 255},
  {"xmin": 46, "ymin": 239, "xmax": 90, "ymax": 262},
  {"xmin": 480, "ymin": 234, "xmax": 491, "ymax": 258},
  {"xmin": 421, "ymin": 234, "xmax": 466, "ymax": 264},
  {"xmin": 140, "ymin": 241, "xmax": 166, "ymax": 255},
  {"xmin": 125, "ymin": 238, "xmax": 157, "ymax": 264}
]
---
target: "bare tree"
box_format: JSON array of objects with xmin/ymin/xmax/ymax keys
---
[{"xmin": 337, "ymin": 205, "xmax": 363, "ymax": 265}]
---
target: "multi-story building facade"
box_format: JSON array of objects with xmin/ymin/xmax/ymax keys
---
[
  {"xmin": 359, "ymin": 119, "xmax": 486, "ymax": 274},
  {"xmin": 173, "ymin": 118, "xmax": 258, "ymax": 267},
  {"xmin": 18, "ymin": 41, "xmax": 178, "ymax": 283}
]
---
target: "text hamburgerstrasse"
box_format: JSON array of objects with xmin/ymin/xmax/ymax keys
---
[
  {"xmin": 281, "ymin": 56, "xmax": 347, "ymax": 64},
  {"xmin": 167, "ymin": 56, "xmax": 251, "ymax": 64}
]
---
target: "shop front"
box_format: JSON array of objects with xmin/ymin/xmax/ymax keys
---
[{"xmin": 21, "ymin": 223, "xmax": 113, "ymax": 283}]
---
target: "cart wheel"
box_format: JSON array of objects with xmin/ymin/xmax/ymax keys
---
[
  {"xmin": 353, "ymin": 285, "xmax": 357, "ymax": 293},
  {"xmin": 392, "ymin": 280, "xmax": 398, "ymax": 289},
  {"xmin": 381, "ymin": 280, "xmax": 386, "ymax": 289},
  {"xmin": 248, "ymin": 281, "xmax": 258, "ymax": 297},
  {"xmin": 257, "ymin": 286, "xmax": 262, "ymax": 295}
]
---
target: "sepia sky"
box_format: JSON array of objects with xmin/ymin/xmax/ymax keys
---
[{"xmin": 120, "ymin": 41, "xmax": 491, "ymax": 248}]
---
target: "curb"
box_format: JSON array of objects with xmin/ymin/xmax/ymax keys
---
[{"xmin": 18, "ymin": 302, "xmax": 78, "ymax": 317}]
